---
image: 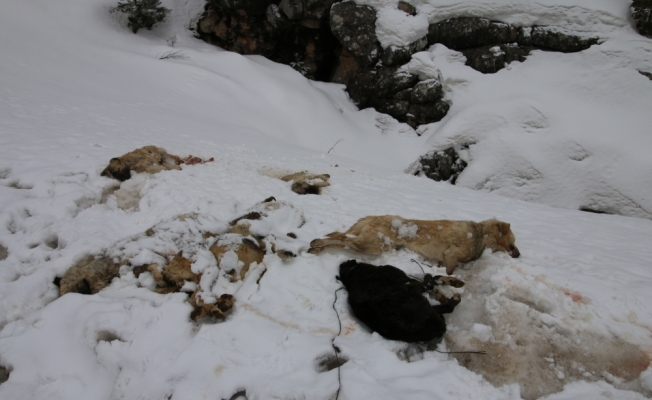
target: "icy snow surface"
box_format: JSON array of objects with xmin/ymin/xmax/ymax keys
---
[{"xmin": 0, "ymin": 0, "xmax": 651, "ymax": 398}]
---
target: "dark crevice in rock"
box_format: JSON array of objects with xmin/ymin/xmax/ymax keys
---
[
  {"xmin": 414, "ymin": 148, "xmax": 467, "ymax": 184},
  {"xmin": 197, "ymin": 1, "xmax": 341, "ymax": 81}
]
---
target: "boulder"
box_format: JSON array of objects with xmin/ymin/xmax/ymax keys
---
[
  {"xmin": 410, "ymin": 79, "xmax": 443, "ymax": 103},
  {"xmin": 330, "ymin": 1, "xmax": 381, "ymax": 67},
  {"xmin": 518, "ymin": 26, "xmax": 599, "ymax": 52},
  {"xmin": 381, "ymin": 36, "xmax": 427, "ymax": 67},
  {"xmin": 415, "ymin": 148, "xmax": 467, "ymax": 184},
  {"xmin": 427, "ymin": 17, "xmax": 599, "ymax": 74},
  {"xmin": 406, "ymin": 101, "xmax": 450, "ymax": 128},
  {"xmin": 428, "ymin": 17, "xmax": 518, "ymax": 50},
  {"xmin": 631, "ymin": 0, "xmax": 652, "ymax": 38},
  {"xmin": 461, "ymin": 44, "xmax": 531, "ymax": 74}
]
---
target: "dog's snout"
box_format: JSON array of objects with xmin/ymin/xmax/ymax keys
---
[{"xmin": 509, "ymin": 245, "xmax": 520, "ymax": 258}]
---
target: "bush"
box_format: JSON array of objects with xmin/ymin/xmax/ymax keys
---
[{"xmin": 111, "ymin": 0, "xmax": 170, "ymax": 33}]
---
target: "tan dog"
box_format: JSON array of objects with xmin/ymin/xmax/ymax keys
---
[
  {"xmin": 101, "ymin": 146, "xmax": 213, "ymax": 182},
  {"xmin": 309, "ymin": 216, "xmax": 520, "ymax": 274}
]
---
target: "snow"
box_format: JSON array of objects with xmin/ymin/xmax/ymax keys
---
[{"xmin": 0, "ymin": 0, "xmax": 651, "ymax": 398}]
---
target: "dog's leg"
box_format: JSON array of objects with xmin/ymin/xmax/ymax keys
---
[
  {"xmin": 432, "ymin": 289, "xmax": 461, "ymax": 314},
  {"xmin": 309, "ymin": 231, "xmax": 384, "ymax": 255},
  {"xmin": 443, "ymin": 248, "xmax": 460, "ymax": 275},
  {"xmin": 308, "ymin": 232, "xmax": 349, "ymax": 254},
  {"xmin": 433, "ymin": 275, "xmax": 465, "ymax": 288}
]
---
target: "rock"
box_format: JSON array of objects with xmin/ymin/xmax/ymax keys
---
[
  {"xmin": 197, "ymin": 6, "xmax": 605, "ymax": 127},
  {"xmin": 426, "ymin": 18, "xmax": 599, "ymax": 74},
  {"xmin": 0, "ymin": 244, "xmax": 7, "ymax": 261},
  {"xmin": 631, "ymin": 0, "xmax": 652, "ymax": 38},
  {"xmin": 330, "ymin": 1, "xmax": 381, "ymax": 67},
  {"xmin": 278, "ymin": 0, "xmax": 334, "ymax": 22},
  {"xmin": 416, "ymin": 148, "xmax": 467, "ymax": 183},
  {"xmin": 381, "ymin": 36, "xmax": 427, "ymax": 66},
  {"xmin": 209, "ymin": 0, "xmax": 271, "ymax": 16},
  {"xmin": 518, "ymin": 26, "xmax": 599, "ymax": 52},
  {"xmin": 266, "ymin": 4, "xmax": 291, "ymax": 30},
  {"xmin": 639, "ymin": 70, "xmax": 652, "ymax": 80},
  {"xmin": 348, "ymin": 67, "xmax": 419, "ymax": 103},
  {"xmin": 461, "ymin": 44, "xmax": 531, "ymax": 74},
  {"xmin": 406, "ymin": 101, "xmax": 450, "ymax": 128},
  {"xmin": 0, "ymin": 366, "xmax": 9, "ymax": 385},
  {"xmin": 368, "ymin": 98, "xmax": 411, "ymax": 120},
  {"xmin": 397, "ymin": 1, "xmax": 416, "ymax": 16},
  {"xmin": 347, "ymin": 67, "xmax": 448, "ymax": 127},
  {"xmin": 410, "ymin": 79, "xmax": 443, "ymax": 103},
  {"xmin": 428, "ymin": 17, "xmax": 518, "ymax": 50}
]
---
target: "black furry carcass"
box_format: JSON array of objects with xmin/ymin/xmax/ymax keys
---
[{"xmin": 338, "ymin": 260, "xmax": 461, "ymax": 343}]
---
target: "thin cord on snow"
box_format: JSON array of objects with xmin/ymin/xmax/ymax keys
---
[
  {"xmin": 327, "ymin": 139, "xmax": 343, "ymax": 154},
  {"xmin": 332, "ymin": 286, "xmax": 345, "ymax": 400},
  {"xmin": 411, "ymin": 258, "xmax": 436, "ymax": 273},
  {"xmin": 434, "ymin": 348, "xmax": 487, "ymax": 355}
]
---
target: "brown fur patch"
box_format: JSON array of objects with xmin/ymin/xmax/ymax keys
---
[
  {"xmin": 281, "ymin": 171, "xmax": 330, "ymax": 195},
  {"xmin": 59, "ymin": 198, "xmax": 300, "ymax": 321},
  {"xmin": 309, "ymin": 216, "xmax": 519, "ymax": 274},
  {"xmin": 59, "ymin": 256, "xmax": 120, "ymax": 295},
  {"xmin": 101, "ymin": 146, "xmax": 213, "ymax": 181}
]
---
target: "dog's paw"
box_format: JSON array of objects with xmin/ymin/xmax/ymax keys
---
[{"xmin": 434, "ymin": 275, "xmax": 465, "ymax": 288}]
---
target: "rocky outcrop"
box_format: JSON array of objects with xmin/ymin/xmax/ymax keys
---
[
  {"xmin": 632, "ymin": 0, "xmax": 652, "ymax": 38},
  {"xmin": 197, "ymin": 0, "xmax": 340, "ymax": 80},
  {"xmin": 329, "ymin": 2, "xmax": 448, "ymax": 127},
  {"xmin": 427, "ymin": 17, "xmax": 599, "ymax": 74},
  {"xmin": 197, "ymin": 6, "xmax": 601, "ymax": 126},
  {"xmin": 414, "ymin": 148, "xmax": 467, "ymax": 184}
]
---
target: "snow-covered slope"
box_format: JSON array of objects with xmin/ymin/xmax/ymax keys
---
[
  {"xmin": 0, "ymin": 0, "xmax": 651, "ymax": 399},
  {"xmin": 379, "ymin": 0, "xmax": 652, "ymax": 219}
]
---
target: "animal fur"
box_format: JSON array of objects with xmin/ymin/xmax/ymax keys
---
[
  {"xmin": 58, "ymin": 197, "xmax": 298, "ymax": 321},
  {"xmin": 338, "ymin": 260, "xmax": 462, "ymax": 343},
  {"xmin": 310, "ymin": 216, "xmax": 520, "ymax": 275},
  {"xmin": 101, "ymin": 146, "xmax": 213, "ymax": 181},
  {"xmin": 59, "ymin": 256, "xmax": 120, "ymax": 295},
  {"xmin": 281, "ymin": 172, "xmax": 330, "ymax": 195}
]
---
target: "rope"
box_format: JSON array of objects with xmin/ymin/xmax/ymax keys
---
[{"xmin": 331, "ymin": 286, "xmax": 345, "ymax": 400}]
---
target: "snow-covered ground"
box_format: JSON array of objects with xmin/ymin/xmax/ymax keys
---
[{"xmin": 0, "ymin": 0, "xmax": 651, "ymax": 399}]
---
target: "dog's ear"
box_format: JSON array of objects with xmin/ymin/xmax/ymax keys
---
[{"xmin": 499, "ymin": 222, "xmax": 511, "ymax": 236}]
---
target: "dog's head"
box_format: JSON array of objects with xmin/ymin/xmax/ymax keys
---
[{"xmin": 482, "ymin": 220, "xmax": 520, "ymax": 258}]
